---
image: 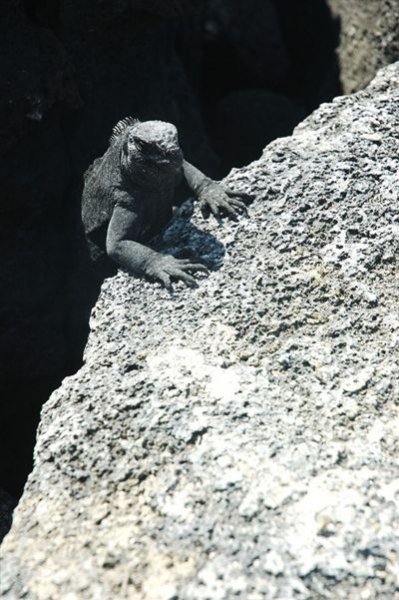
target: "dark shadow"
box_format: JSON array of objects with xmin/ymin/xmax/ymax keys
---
[
  {"xmin": 188, "ymin": 0, "xmax": 342, "ymax": 174},
  {"xmin": 151, "ymin": 200, "xmax": 226, "ymax": 273},
  {"xmin": 22, "ymin": 0, "xmax": 61, "ymax": 32},
  {"xmin": 271, "ymin": 0, "xmax": 342, "ymax": 110},
  {"xmin": 0, "ymin": 488, "xmax": 16, "ymax": 543},
  {"xmin": 0, "ymin": 378, "xmax": 58, "ymax": 497}
]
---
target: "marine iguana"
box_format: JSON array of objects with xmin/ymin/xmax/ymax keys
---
[{"xmin": 82, "ymin": 117, "xmax": 250, "ymax": 289}]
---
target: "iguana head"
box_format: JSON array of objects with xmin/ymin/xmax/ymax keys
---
[{"xmin": 115, "ymin": 119, "xmax": 183, "ymax": 176}]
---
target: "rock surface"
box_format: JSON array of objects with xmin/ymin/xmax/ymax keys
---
[
  {"xmin": 328, "ymin": 0, "xmax": 399, "ymax": 93},
  {"xmin": 1, "ymin": 64, "xmax": 399, "ymax": 599}
]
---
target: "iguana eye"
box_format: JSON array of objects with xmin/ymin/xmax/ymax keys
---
[{"xmin": 134, "ymin": 137, "xmax": 152, "ymax": 151}]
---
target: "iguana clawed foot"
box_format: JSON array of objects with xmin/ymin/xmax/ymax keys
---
[
  {"xmin": 199, "ymin": 183, "xmax": 254, "ymax": 220},
  {"xmin": 145, "ymin": 254, "xmax": 208, "ymax": 291}
]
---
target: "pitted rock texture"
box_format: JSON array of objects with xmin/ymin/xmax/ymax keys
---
[
  {"xmin": 328, "ymin": 0, "xmax": 399, "ymax": 93},
  {"xmin": 1, "ymin": 64, "xmax": 399, "ymax": 599}
]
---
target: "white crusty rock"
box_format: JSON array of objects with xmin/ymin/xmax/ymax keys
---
[{"xmin": 1, "ymin": 64, "xmax": 399, "ymax": 600}]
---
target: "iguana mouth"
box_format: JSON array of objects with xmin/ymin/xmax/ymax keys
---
[
  {"xmin": 146, "ymin": 155, "xmax": 173, "ymax": 165},
  {"xmin": 147, "ymin": 152, "xmax": 182, "ymax": 167}
]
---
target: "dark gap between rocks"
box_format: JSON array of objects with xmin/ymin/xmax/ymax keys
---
[{"xmin": 196, "ymin": 0, "xmax": 342, "ymax": 174}]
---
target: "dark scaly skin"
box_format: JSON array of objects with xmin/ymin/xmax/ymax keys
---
[{"xmin": 82, "ymin": 119, "xmax": 251, "ymax": 289}]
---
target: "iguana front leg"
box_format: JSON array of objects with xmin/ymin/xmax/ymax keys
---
[
  {"xmin": 106, "ymin": 205, "xmax": 206, "ymax": 289},
  {"xmin": 183, "ymin": 160, "xmax": 251, "ymax": 219}
]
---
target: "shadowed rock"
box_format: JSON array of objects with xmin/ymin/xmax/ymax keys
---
[{"xmin": 327, "ymin": 0, "xmax": 399, "ymax": 93}]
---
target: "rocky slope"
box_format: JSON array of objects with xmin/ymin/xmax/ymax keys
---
[
  {"xmin": 1, "ymin": 63, "xmax": 399, "ymax": 600},
  {"xmin": 3, "ymin": 0, "xmax": 399, "ymax": 502}
]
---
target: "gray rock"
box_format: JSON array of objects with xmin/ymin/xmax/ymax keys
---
[
  {"xmin": 328, "ymin": 0, "xmax": 399, "ymax": 93},
  {"xmin": 2, "ymin": 63, "xmax": 399, "ymax": 599}
]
